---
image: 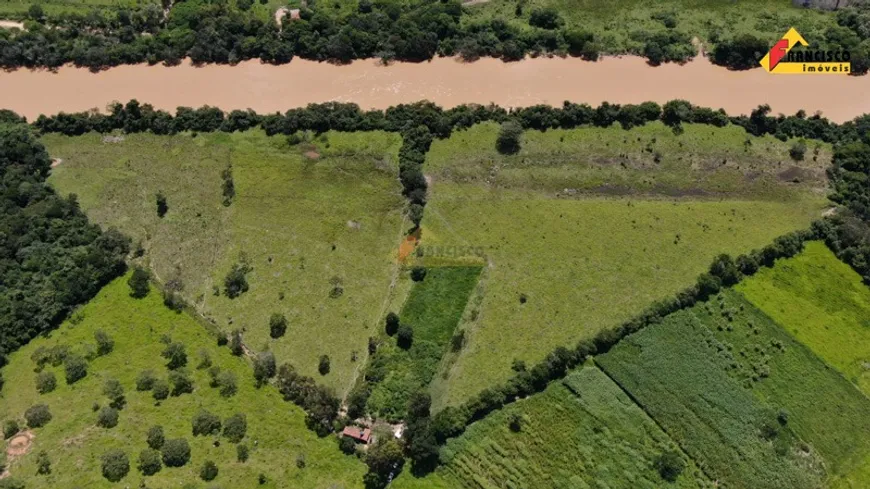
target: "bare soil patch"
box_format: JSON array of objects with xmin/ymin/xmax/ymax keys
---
[{"xmin": 2, "ymin": 430, "xmax": 34, "ymax": 478}]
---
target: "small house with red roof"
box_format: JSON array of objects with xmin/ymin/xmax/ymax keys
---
[{"xmin": 342, "ymin": 426, "xmax": 372, "ymax": 444}]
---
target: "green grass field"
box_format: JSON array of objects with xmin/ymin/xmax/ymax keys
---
[
  {"xmin": 463, "ymin": 0, "xmax": 836, "ymax": 60},
  {"xmin": 597, "ymin": 306, "xmax": 826, "ymax": 489},
  {"xmin": 0, "ymin": 275, "xmax": 366, "ymax": 489},
  {"xmin": 424, "ymin": 120, "xmax": 831, "ymax": 408},
  {"xmin": 0, "ymin": 0, "xmax": 157, "ymax": 17},
  {"xmin": 366, "ymin": 267, "xmax": 481, "ymax": 421},
  {"xmin": 737, "ymin": 241, "xmax": 870, "ymax": 396},
  {"xmin": 45, "ymin": 130, "xmax": 406, "ymax": 396},
  {"xmin": 393, "ymin": 366, "xmax": 711, "ymax": 489},
  {"xmin": 425, "ymin": 122, "xmax": 831, "ymax": 200}
]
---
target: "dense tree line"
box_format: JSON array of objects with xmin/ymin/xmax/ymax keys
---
[
  {"xmin": 0, "ymin": 121, "xmax": 128, "ymax": 365},
  {"xmin": 5, "ymin": 1, "xmax": 870, "ymax": 70}
]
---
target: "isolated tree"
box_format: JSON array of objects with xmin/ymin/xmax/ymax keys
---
[
  {"xmin": 200, "ymin": 460, "xmax": 218, "ymax": 481},
  {"xmin": 161, "ymin": 439, "xmax": 191, "ymax": 467},
  {"xmin": 128, "ymin": 267, "xmax": 151, "ymax": 298},
  {"xmin": 237, "ymin": 443, "xmax": 249, "ymax": 462},
  {"xmin": 152, "ymin": 379, "xmax": 170, "ymax": 401},
  {"xmin": 496, "ymin": 120, "xmax": 523, "ymax": 155},
  {"xmin": 318, "ymin": 355, "xmax": 331, "ymax": 375},
  {"xmin": 97, "ymin": 407, "xmax": 119, "ymax": 429},
  {"xmin": 253, "ymin": 351, "xmax": 276, "ymax": 387},
  {"xmin": 385, "ymin": 312, "xmax": 400, "ymax": 336},
  {"xmin": 397, "ymin": 324, "xmax": 414, "ymax": 349},
  {"xmin": 101, "ymin": 449, "xmax": 130, "ymax": 482},
  {"xmin": 35, "ymin": 371, "xmax": 56, "ymax": 394},
  {"xmin": 192, "ymin": 410, "xmax": 222, "ymax": 436},
  {"xmin": 35, "ymin": 450, "xmax": 51, "ymax": 475},
  {"xmin": 224, "ymin": 263, "xmax": 250, "ymax": 298},
  {"xmin": 156, "ymin": 192, "xmax": 168, "ymax": 218},
  {"xmin": 789, "ymin": 140, "xmax": 807, "ymax": 161},
  {"xmin": 136, "ymin": 370, "xmax": 156, "ymax": 391},
  {"xmin": 3, "ymin": 420, "xmax": 19, "ymax": 439},
  {"xmin": 223, "ymin": 413, "xmax": 247, "ymax": 443},
  {"xmin": 24, "ymin": 404, "xmax": 51, "ymax": 428},
  {"xmin": 196, "ymin": 349, "xmax": 212, "ymax": 369},
  {"xmin": 269, "ymin": 313, "xmax": 288, "ymax": 339},
  {"xmin": 217, "ymin": 371, "xmax": 238, "ymax": 398},
  {"xmin": 410, "ymin": 266, "xmax": 427, "ymax": 282},
  {"xmin": 27, "ymin": 4, "xmax": 44, "ymax": 22},
  {"xmin": 137, "ymin": 448, "xmax": 162, "ymax": 476},
  {"xmin": 508, "ymin": 412, "xmax": 523, "ymax": 432},
  {"xmin": 168, "ymin": 370, "xmax": 194, "ymax": 396},
  {"xmin": 94, "ymin": 329, "xmax": 114, "ymax": 356},
  {"xmin": 147, "ymin": 425, "xmax": 165, "ymax": 450},
  {"xmin": 162, "ymin": 342, "xmax": 187, "ymax": 370},
  {"xmin": 229, "ymin": 330, "xmax": 244, "ymax": 356},
  {"xmin": 103, "ymin": 378, "xmax": 125, "ymax": 409},
  {"xmin": 64, "ymin": 354, "xmax": 88, "ymax": 384}
]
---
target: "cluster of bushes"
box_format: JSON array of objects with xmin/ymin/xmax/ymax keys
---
[
  {"xmin": 427, "ymin": 228, "xmax": 816, "ymax": 446},
  {"xmin": 274, "ymin": 363, "xmax": 340, "ymax": 437},
  {"xmin": 0, "ymin": 121, "xmax": 129, "ymax": 366}
]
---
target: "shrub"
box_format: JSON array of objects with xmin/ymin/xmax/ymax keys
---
[
  {"xmin": 103, "ymin": 378, "xmax": 125, "ymax": 409},
  {"xmin": 156, "ymin": 192, "xmax": 168, "ymax": 218},
  {"xmin": 229, "ymin": 330, "xmax": 244, "ymax": 356},
  {"xmin": 169, "ymin": 369, "xmax": 194, "ymax": 396},
  {"xmin": 137, "ymin": 448, "xmax": 162, "ymax": 476},
  {"xmin": 35, "ymin": 371, "xmax": 56, "ymax": 394},
  {"xmin": 128, "ymin": 266, "xmax": 151, "ymax": 298},
  {"xmin": 24, "ymin": 404, "xmax": 51, "ymax": 428},
  {"xmin": 161, "ymin": 439, "xmax": 191, "ymax": 467},
  {"xmin": 200, "ymin": 460, "xmax": 219, "ymax": 481},
  {"xmin": 64, "ymin": 354, "xmax": 88, "ymax": 384},
  {"xmin": 339, "ymin": 436, "xmax": 357, "ymax": 455},
  {"xmin": 410, "ymin": 266, "xmax": 427, "ymax": 282},
  {"xmin": 496, "ymin": 120, "xmax": 523, "ymax": 155},
  {"xmin": 384, "ymin": 312, "xmax": 399, "ymax": 336},
  {"xmin": 508, "ymin": 413, "xmax": 523, "ymax": 432},
  {"xmin": 36, "ymin": 450, "xmax": 50, "ymax": 475},
  {"xmin": 0, "ymin": 478, "xmax": 24, "ymax": 489},
  {"xmin": 237, "ymin": 443, "xmax": 249, "ymax": 462},
  {"xmin": 654, "ymin": 450, "xmax": 686, "ymax": 482},
  {"xmin": 3, "ymin": 420, "xmax": 19, "ymax": 439},
  {"xmin": 269, "ymin": 313, "xmax": 288, "ymax": 339},
  {"xmin": 162, "ymin": 342, "xmax": 187, "ymax": 370},
  {"xmin": 136, "ymin": 370, "xmax": 156, "ymax": 391},
  {"xmin": 397, "ymin": 324, "xmax": 413, "ymax": 349},
  {"xmin": 253, "ymin": 351, "xmax": 276, "ymax": 386},
  {"xmin": 101, "ymin": 449, "xmax": 130, "ymax": 482},
  {"xmin": 197, "ymin": 349, "xmax": 212, "ymax": 369},
  {"xmin": 147, "ymin": 425, "xmax": 165, "ymax": 449},
  {"xmin": 318, "ymin": 355, "xmax": 331, "ymax": 375},
  {"xmin": 217, "ymin": 371, "xmax": 238, "ymax": 398},
  {"xmin": 94, "ymin": 329, "xmax": 114, "ymax": 356},
  {"xmin": 224, "ymin": 263, "xmax": 251, "ymax": 298},
  {"xmin": 528, "ymin": 8, "xmax": 562, "ymax": 29},
  {"xmin": 152, "ymin": 379, "xmax": 170, "ymax": 401},
  {"xmin": 192, "ymin": 410, "xmax": 222, "ymax": 436},
  {"xmin": 223, "ymin": 413, "xmax": 247, "ymax": 443},
  {"xmin": 789, "ymin": 140, "xmax": 807, "ymax": 161},
  {"xmin": 97, "ymin": 407, "xmax": 119, "ymax": 428}
]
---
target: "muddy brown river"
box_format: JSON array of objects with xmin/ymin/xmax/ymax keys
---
[{"xmin": 1, "ymin": 54, "xmax": 869, "ymax": 121}]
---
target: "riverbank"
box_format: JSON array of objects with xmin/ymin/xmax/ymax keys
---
[{"xmin": 1, "ymin": 54, "xmax": 869, "ymax": 122}]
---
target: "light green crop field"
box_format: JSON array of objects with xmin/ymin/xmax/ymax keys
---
[
  {"xmin": 0, "ymin": 276, "xmax": 366, "ymax": 489},
  {"xmin": 737, "ymin": 241, "xmax": 870, "ymax": 396},
  {"xmin": 463, "ymin": 0, "xmax": 835, "ymax": 59},
  {"xmin": 597, "ymin": 306, "xmax": 827, "ymax": 489},
  {"xmin": 45, "ymin": 130, "xmax": 406, "ymax": 396},
  {"xmin": 393, "ymin": 366, "xmax": 711, "ymax": 489},
  {"xmin": 425, "ymin": 122, "xmax": 831, "ymax": 200},
  {"xmin": 0, "ymin": 0, "xmax": 157, "ymax": 17},
  {"xmin": 703, "ymin": 289, "xmax": 870, "ymax": 489}
]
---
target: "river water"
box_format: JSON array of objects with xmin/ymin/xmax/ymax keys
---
[{"xmin": 1, "ymin": 54, "xmax": 869, "ymax": 121}]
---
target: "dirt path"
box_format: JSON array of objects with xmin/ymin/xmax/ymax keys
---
[
  {"xmin": 1, "ymin": 55, "xmax": 869, "ymax": 121},
  {"xmin": 0, "ymin": 20, "xmax": 25, "ymax": 30}
]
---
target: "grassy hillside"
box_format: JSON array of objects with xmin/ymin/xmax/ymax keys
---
[
  {"xmin": 393, "ymin": 366, "xmax": 711, "ymax": 489},
  {"xmin": 737, "ymin": 241, "xmax": 870, "ymax": 396},
  {"xmin": 0, "ymin": 275, "xmax": 366, "ymax": 488},
  {"xmin": 425, "ymin": 121, "xmax": 829, "ymax": 407},
  {"xmin": 45, "ymin": 130, "xmax": 406, "ymax": 395},
  {"xmin": 597, "ymin": 306, "xmax": 826, "ymax": 489}
]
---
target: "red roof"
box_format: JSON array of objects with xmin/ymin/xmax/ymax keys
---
[{"xmin": 342, "ymin": 426, "xmax": 371, "ymax": 443}]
